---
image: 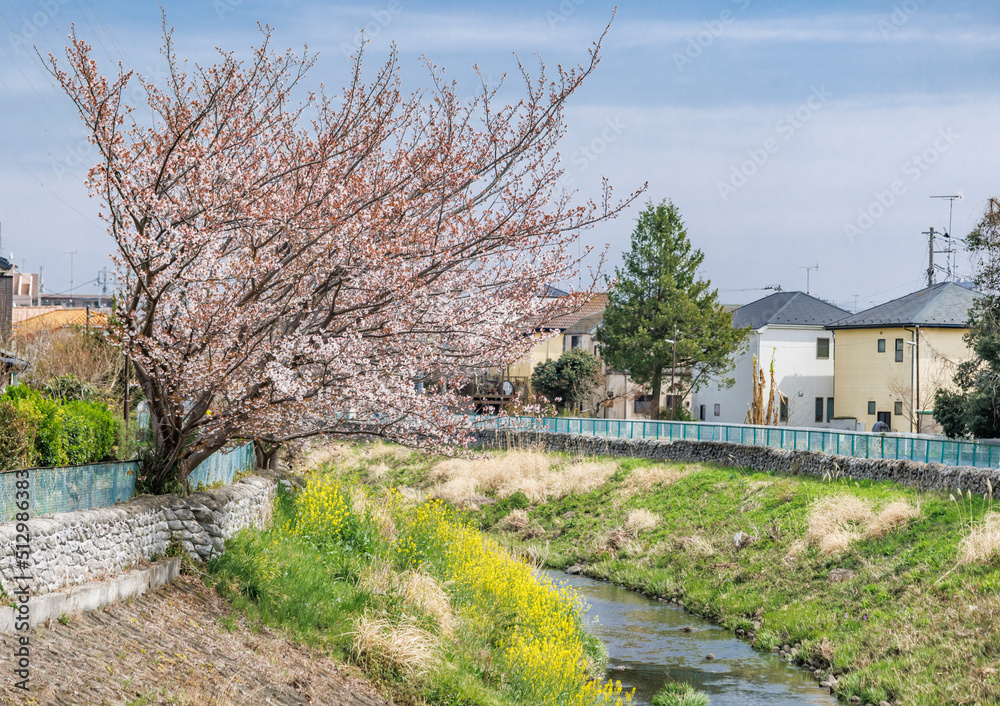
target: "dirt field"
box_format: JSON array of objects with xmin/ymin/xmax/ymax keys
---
[{"xmin": 0, "ymin": 575, "xmax": 392, "ymax": 705}]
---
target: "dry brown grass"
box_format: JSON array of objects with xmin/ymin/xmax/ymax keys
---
[
  {"xmin": 369, "ymin": 496, "xmax": 397, "ymax": 541},
  {"xmin": 804, "ymin": 495, "xmax": 920, "ymax": 556},
  {"xmin": 618, "ymin": 464, "xmax": 690, "ymax": 499},
  {"xmin": 359, "ymin": 559, "xmax": 398, "ymax": 596},
  {"xmin": 368, "ymin": 461, "xmax": 390, "ymax": 481},
  {"xmin": 624, "ymin": 508, "xmax": 660, "ymax": 535},
  {"xmin": 866, "ymin": 500, "xmax": 922, "ymax": 539},
  {"xmin": 402, "ymin": 572, "xmax": 454, "ymax": 637},
  {"xmin": 958, "ymin": 512, "xmax": 1000, "ymax": 565},
  {"xmin": 546, "ymin": 460, "xmax": 618, "ymax": 498},
  {"xmin": 597, "ymin": 527, "xmax": 632, "ymax": 554},
  {"xmin": 677, "ymin": 534, "xmax": 716, "ymax": 557},
  {"xmin": 497, "ymin": 508, "xmax": 531, "ymax": 533},
  {"xmin": 293, "ymin": 441, "xmax": 354, "ymax": 473},
  {"xmin": 397, "ymin": 486, "xmax": 425, "ymax": 503},
  {"xmin": 14, "ymin": 328, "xmax": 123, "ymax": 390},
  {"xmin": 496, "ymin": 509, "xmax": 545, "ymax": 538},
  {"xmin": 429, "ymin": 451, "xmax": 615, "ymax": 505},
  {"xmin": 363, "ymin": 442, "xmax": 415, "ymax": 464},
  {"xmin": 353, "ymin": 615, "xmax": 439, "ymax": 676}
]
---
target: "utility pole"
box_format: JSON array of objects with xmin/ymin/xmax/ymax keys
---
[
  {"xmin": 922, "ymin": 227, "xmax": 935, "ymax": 287},
  {"xmin": 670, "ymin": 324, "xmax": 677, "ymax": 421},
  {"xmin": 64, "ymin": 250, "xmax": 78, "ymax": 296}
]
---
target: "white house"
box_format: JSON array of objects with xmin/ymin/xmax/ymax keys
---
[{"xmin": 691, "ymin": 291, "xmax": 849, "ymax": 427}]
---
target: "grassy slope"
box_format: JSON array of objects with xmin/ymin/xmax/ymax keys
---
[
  {"xmin": 350, "ymin": 445, "xmax": 1000, "ymax": 706},
  {"xmin": 206, "ymin": 466, "xmax": 625, "ymax": 706}
]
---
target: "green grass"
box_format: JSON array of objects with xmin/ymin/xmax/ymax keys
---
[
  {"xmin": 650, "ymin": 682, "xmax": 710, "ymax": 706},
  {"xmin": 207, "ymin": 472, "xmax": 627, "ymax": 706},
  {"xmin": 339, "ymin": 442, "xmax": 1000, "ymax": 706}
]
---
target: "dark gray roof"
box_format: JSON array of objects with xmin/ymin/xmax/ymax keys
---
[
  {"xmin": 563, "ymin": 311, "xmax": 604, "ymax": 335},
  {"xmin": 732, "ymin": 291, "xmax": 849, "ymax": 329},
  {"xmin": 827, "ymin": 282, "xmax": 980, "ymax": 329}
]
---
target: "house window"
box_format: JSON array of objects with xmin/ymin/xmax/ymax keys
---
[
  {"xmin": 895, "ymin": 338, "xmax": 904, "ymax": 363},
  {"xmin": 827, "ymin": 397, "xmax": 834, "ymax": 421},
  {"xmin": 867, "ymin": 401, "xmax": 876, "ymax": 416},
  {"xmin": 714, "ymin": 403, "xmax": 720, "ymax": 417},
  {"xmin": 779, "ymin": 396, "xmax": 788, "ymax": 422},
  {"xmin": 593, "ymin": 344, "xmax": 600, "ymax": 357},
  {"xmin": 699, "ymin": 404, "xmax": 706, "ymax": 421},
  {"xmin": 571, "ymin": 335, "xmax": 583, "ymax": 349},
  {"xmin": 877, "ymin": 338, "xmax": 885, "ymax": 353},
  {"xmin": 815, "ymin": 397, "xmax": 824, "ymax": 423},
  {"xmin": 634, "ymin": 395, "xmax": 654, "ymax": 414},
  {"xmin": 894, "ymin": 401, "xmax": 903, "ymax": 416},
  {"xmin": 817, "ymin": 338, "xmax": 830, "ymax": 359}
]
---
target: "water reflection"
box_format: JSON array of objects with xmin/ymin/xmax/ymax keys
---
[{"xmin": 545, "ymin": 571, "xmax": 838, "ymax": 706}]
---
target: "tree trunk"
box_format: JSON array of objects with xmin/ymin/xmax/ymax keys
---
[
  {"xmin": 650, "ymin": 365, "xmax": 663, "ymax": 421},
  {"xmin": 254, "ymin": 439, "xmax": 282, "ymax": 470}
]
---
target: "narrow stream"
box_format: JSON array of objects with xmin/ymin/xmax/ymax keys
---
[{"xmin": 545, "ymin": 571, "xmax": 839, "ymax": 706}]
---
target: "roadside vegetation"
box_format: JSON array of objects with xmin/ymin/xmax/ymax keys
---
[
  {"xmin": 207, "ymin": 451, "xmax": 634, "ymax": 706},
  {"xmin": 327, "ymin": 441, "xmax": 1000, "ymax": 706}
]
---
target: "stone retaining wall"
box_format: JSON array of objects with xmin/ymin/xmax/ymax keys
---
[
  {"xmin": 475, "ymin": 430, "xmax": 1000, "ymax": 496},
  {"xmin": 0, "ymin": 476, "xmax": 275, "ymax": 596}
]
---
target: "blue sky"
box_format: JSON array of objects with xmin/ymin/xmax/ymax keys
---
[{"xmin": 1, "ymin": 0, "xmax": 998, "ymax": 311}]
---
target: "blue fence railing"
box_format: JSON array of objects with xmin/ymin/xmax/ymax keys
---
[
  {"xmin": 472, "ymin": 415, "xmax": 1000, "ymax": 470},
  {"xmin": 0, "ymin": 441, "xmax": 256, "ymax": 522}
]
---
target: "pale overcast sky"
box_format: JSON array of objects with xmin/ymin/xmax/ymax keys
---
[{"xmin": 0, "ymin": 0, "xmax": 997, "ymax": 312}]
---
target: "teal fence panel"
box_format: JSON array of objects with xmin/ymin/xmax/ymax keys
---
[
  {"xmin": 0, "ymin": 460, "xmax": 137, "ymax": 522},
  {"xmin": 188, "ymin": 442, "xmax": 256, "ymax": 490},
  {"xmin": 0, "ymin": 442, "xmax": 256, "ymax": 522},
  {"xmin": 471, "ymin": 414, "xmax": 1000, "ymax": 469}
]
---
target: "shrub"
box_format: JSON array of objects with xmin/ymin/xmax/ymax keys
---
[
  {"xmin": 0, "ymin": 400, "xmax": 39, "ymax": 470},
  {"xmin": 61, "ymin": 400, "xmax": 118, "ymax": 465},
  {"xmin": 0, "ymin": 386, "xmax": 118, "ymax": 467}
]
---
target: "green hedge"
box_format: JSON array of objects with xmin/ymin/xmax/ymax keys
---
[{"xmin": 0, "ymin": 386, "xmax": 120, "ymax": 469}]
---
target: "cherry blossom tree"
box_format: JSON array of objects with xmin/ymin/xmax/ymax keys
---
[{"xmin": 51, "ymin": 21, "xmax": 639, "ymax": 489}]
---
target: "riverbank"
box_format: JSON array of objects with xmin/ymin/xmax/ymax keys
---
[
  {"xmin": 335, "ymin": 441, "xmax": 1000, "ymax": 706},
  {"xmin": 206, "ymin": 465, "xmax": 633, "ymax": 706}
]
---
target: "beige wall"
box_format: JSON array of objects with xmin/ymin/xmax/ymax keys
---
[
  {"xmin": 505, "ymin": 333, "xmax": 566, "ymax": 379},
  {"xmin": 833, "ymin": 326, "xmax": 970, "ymax": 433}
]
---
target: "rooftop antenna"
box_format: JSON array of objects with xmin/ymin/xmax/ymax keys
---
[
  {"xmin": 64, "ymin": 250, "xmax": 78, "ymax": 294},
  {"xmin": 931, "ymin": 194, "xmax": 962, "ymax": 281},
  {"xmin": 799, "ymin": 264, "xmax": 818, "ymax": 294}
]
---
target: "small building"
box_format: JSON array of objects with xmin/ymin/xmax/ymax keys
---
[
  {"xmin": 827, "ymin": 281, "xmax": 979, "ymax": 433},
  {"xmin": 692, "ymin": 291, "xmax": 849, "ymax": 427}
]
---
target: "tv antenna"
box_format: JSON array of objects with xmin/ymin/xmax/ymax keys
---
[
  {"xmin": 799, "ymin": 264, "xmax": 818, "ymax": 294},
  {"xmin": 64, "ymin": 250, "xmax": 78, "ymax": 294},
  {"xmin": 931, "ymin": 194, "xmax": 962, "ymax": 281}
]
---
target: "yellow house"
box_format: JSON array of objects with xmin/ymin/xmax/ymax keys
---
[{"xmin": 828, "ymin": 282, "xmax": 980, "ymax": 433}]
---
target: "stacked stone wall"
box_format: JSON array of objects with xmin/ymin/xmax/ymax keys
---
[
  {"xmin": 0, "ymin": 476, "xmax": 274, "ymax": 596},
  {"xmin": 474, "ymin": 430, "xmax": 1000, "ymax": 496}
]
